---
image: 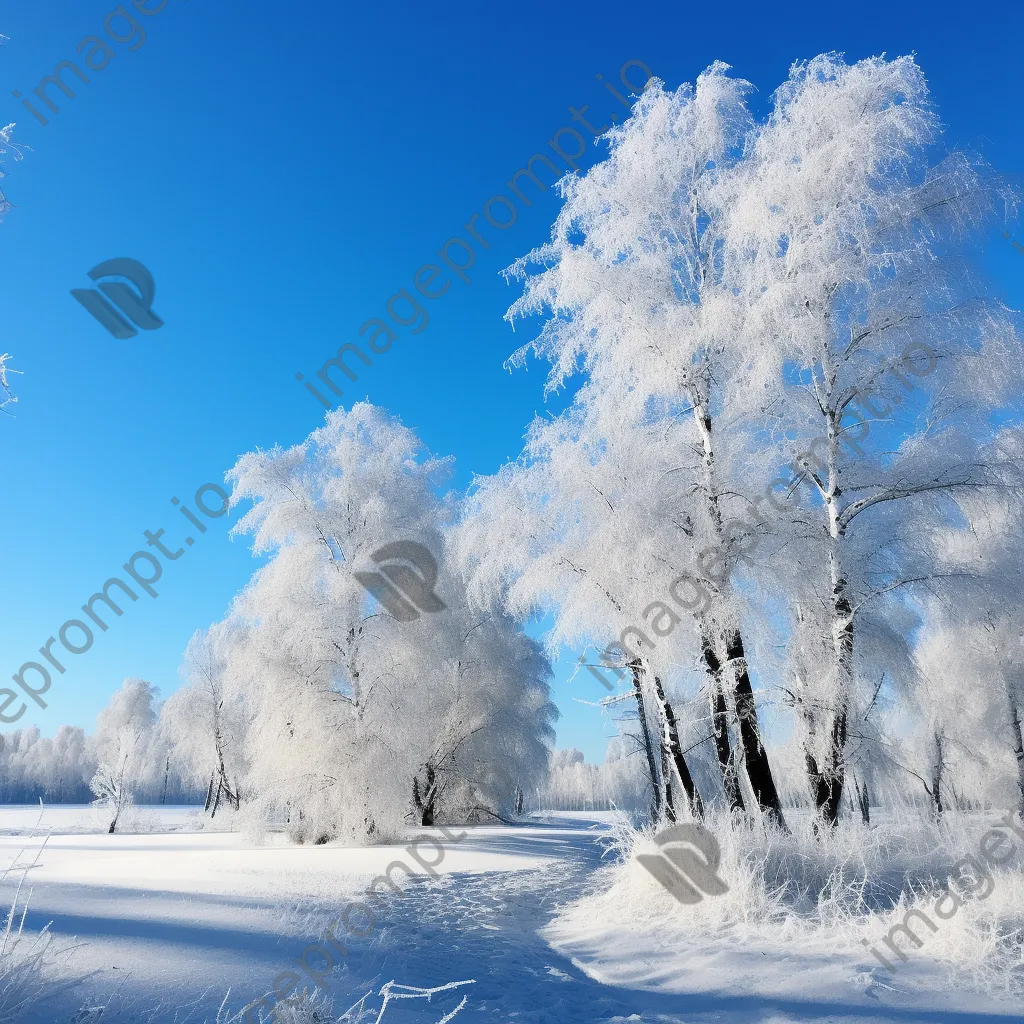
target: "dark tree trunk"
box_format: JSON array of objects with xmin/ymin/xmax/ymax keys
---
[
  {"xmin": 808, "ymin": 698, "xmax": 849, "ymax": 831},
  {"xmin": 725, "ymin": 631, "xmax": 788, "ymax": 830},
  {"xmin": 659, "ymin": 739, "xmax": 677, "ymax": 825},
  {"xmin": 931, "ymin": 731, "xmax": 944, "ymax": 819},
  {"xmin": 412, "ymin": 776, "xmax": 423, "ymax": 822},
  {"xmin": 701, "ymin": 633, "xmax": 745, "ymax": 814},
  {"xmin": 651, "ymin": 670, "xmax": 704, "ymax": 820},
  {"xmin": 857, "ymin": 778, "xmax": 870, "ymax": 825},
  {"xmin": 161, "ymin": 755, "xmax": 170, "ymax": 805},
  {"xmin": 413, "ymin": 763, "xmax": 437, "ymax": 826},
  {"xmin": 820, "ymin": 713, "xmax": 849, "ymax": 827},
  {"xmin": 211, "ymin": 780, "xmax": 223, "ymax": 819},
  {"xmin": 805, "ymin": 748, "xmax": 826, "ymax": 816},
  {"xmin": 630, "ymin": 661, "xmax": 662, "ymax": 824},
  {"xmin": 203, "ymin": 774, "xmax": 215, "ymax": 813},
  {"xmin": 1007, "ymin": 688, "xmax": 1024, "ymax": 817},
  {"xmin": 514, "ymin": 785, "xmax": 524, "ymax": 816}
]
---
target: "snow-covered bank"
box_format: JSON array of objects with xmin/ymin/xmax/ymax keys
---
[{"xmin": 545, "ymin": 810, "xmax": 1024, "ymax": 1020}]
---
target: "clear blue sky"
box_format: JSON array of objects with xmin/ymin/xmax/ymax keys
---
[{"xmin": 1, "ymin": 0, "xmax": 1022, "ymax": 761}]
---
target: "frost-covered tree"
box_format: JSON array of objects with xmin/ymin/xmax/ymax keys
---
[
  {"xmin": 536, "ymin": 741, "xmax": 649, "ymax": 814},
  {"xmin": 160, "ymin": 624, "xmax": 250, "ymax": 817},
  {"xmin": 483, "ymin": 53, "xmax": 1022, "ymax": 834},
  {"xmin": 404, "ymin": 593, "xmax": 557, "ymax": 826},
  {"xmin": 50, "ymin": 726, "xmax": 90, "ymax": 803},
  {"xmin": 912, "ymin": 429, "xmax": 1024, "ymax": 814},
  {"xmin": 720, "ymin": 53, "xmax": 1022, "ymax": 824},
  {"xmin": 223, "ymin": 403, "xmax": 557, "ymax": 843},
  {"xmin": 502, "ymin": 67, "xmax": 787, "ymax": 827},
  {"xmin": 1, "ymin": 119, "xmax": 21, "ymax": 415},
  {"xmin": 0, "ymin": 352, "xmax": 15, "ymax": 415},
  {"xmin": 223, "ymin": 404, "xmax": 455, "ymax": 842},
  {"xmin": 0, "ymin": 726, "xmax": 94, "ymax": 803},
  {"xmin": 90, "ymin": 678, "xmax": 160, "ymax": 832},
  {"xmin": 0, "ymin": 118, "xmax": 18, "ymax": 224}
]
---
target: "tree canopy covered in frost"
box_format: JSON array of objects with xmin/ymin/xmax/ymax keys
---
[
  {"xmin": 183, "ymin": 404, "xmax": 560, "ymax": 842},
  {"xmin": 160, "ymin": 625, "xmax": 252, "ymax": 815}
]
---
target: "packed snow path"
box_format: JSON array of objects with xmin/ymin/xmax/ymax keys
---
[{"xmin": 1, "ymin": 809, "xmax": 1018, "ymax": 1023}]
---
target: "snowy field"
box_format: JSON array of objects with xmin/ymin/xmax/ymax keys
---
[{"xmin": 2, "ymin": 806, "xmax": 1019, "ymax": 1024}]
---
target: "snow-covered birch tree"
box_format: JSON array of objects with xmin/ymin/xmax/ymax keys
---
[
  {"xmin": 913, "ymin": 428, "xmax": 1024, "ymax": 814},
  {"xmin": 1, "ymin": 119, "xmax": 20, "ymax": 415},
  {"xmin": 458, "ymin": 391, "xmax": 716, "ymax": 826},
  {"xmin": 160, "ymin": 623, "xmax": 251, "ymax": 817},
  {"xmin": 721, "ymin": 53, "xmax": 1022, "ymax": 824},
  {"xmin": 222, "ymin": 403, "xmax": 557, "ymax": 842},
  {"xmin": 501, "ymin": 67, "xmax": 788, "ymax": 826},
  {"xmin": 90, "ymin": 678, "xmax": 160, "ymax": 833}
]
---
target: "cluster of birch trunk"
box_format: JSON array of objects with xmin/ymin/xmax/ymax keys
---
[{"xmin": 459, "ymin": 54, "xmax": 1024, "ymax": 829}]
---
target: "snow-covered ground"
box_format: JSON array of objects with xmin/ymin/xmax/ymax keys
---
[{"xmin": 1, "ymin": 806, "xmax": 1019, "ymax": 1023}]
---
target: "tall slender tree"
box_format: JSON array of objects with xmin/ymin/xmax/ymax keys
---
[
  {"xmin": 721, "ymin": 54, "xmax": 1022, "ymax": 824},
  {"xmin": 504, "ymin": 67, "xmax": 786, "ymax": 826}
]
